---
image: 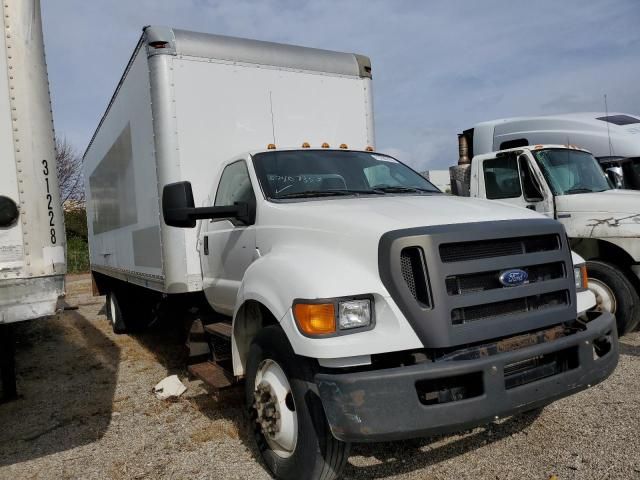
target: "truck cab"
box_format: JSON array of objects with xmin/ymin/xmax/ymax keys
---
[
  {"xmin": 464, "ymin": 113, "xmax": 640, "ymax": 190},
  {"xmin": 465, "ymin": 144, "xmax": 640, "ymax": 335},
  {"xmin": 164, "ymin": 144, "xmax": 617, "ymax": 479}
]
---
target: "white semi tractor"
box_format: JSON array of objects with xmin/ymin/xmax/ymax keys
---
[
  {"xmin": 465, "ymin": 113, "xmax": 640, "ymax": 189},
  {"xmin": 451, "ymin": 127, "xmax": 640, "ymax": 336},
  {"xmin": 84, "ymin": 27, "xmax": 618, "ymax": 480},
  {"xmin": 0, "ymin": 0, "xmax": 65, "ymax": 400}
]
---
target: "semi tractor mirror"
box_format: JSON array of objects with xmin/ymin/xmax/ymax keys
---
[
  {"xmin": 162, "ymin": 181, "xmax": 251, "ymax": 228},
  {"xmin": 605, "ymin": 166, "xmax": 624, "ymax": 189}
]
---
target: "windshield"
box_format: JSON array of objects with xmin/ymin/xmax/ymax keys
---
[
  {"xmin": 252, "ymin": 150, "xmax": 440, "ymax": 200},
  {"xmin": 532, "ymin": 149, "xmax": 612, "ymax": 195}
]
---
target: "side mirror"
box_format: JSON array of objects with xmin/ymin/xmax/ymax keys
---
[
  {"xmin": 605, "ymin": 166, "xmax": 624, "ymax": 189},
  {"xmin": 0, "ymin": 195, "xmax": 19, "ymax": 227},
  {"xmin": 162, "ymin": 181, "xmax": 252, "ymax": 228},
  {"xmin": 163, "ymin": 181, "xmax": 197, "ymax": 228}
]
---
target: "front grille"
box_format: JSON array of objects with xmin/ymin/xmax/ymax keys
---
[
  {"xmin": 439, "ymin": 234, "xmax": 560, "ymax": 263},
  {"xmin": 378, "ymin": 219, "xmax": 575, "ymax": 348},
  {"xmin": 400, "ymin": 247, "xmax": 431, "ymax": 307},
  {"xmin": 451, "ymin": 290, "xmax": 569, "ymax": 325},
  {"xmin": 445, "ymin": 262, "xmax": 565, "ymax": 295}
]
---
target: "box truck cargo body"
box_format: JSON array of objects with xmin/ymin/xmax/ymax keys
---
[
  {"xmin": 86, "ymin": 27, "xmax": 618, "ymax": 480},
  {"xmin": 0, "ymin": 0, "xmax": 65, "ymax": 399},
  {"xmin": 84, "ymin": 27, "xmax": 374, "ymax": 293}
]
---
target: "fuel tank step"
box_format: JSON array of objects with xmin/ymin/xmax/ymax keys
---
[
  {"xmin": 204, "ymin": 321, "xmax": 232, "ymax": 339},
  {"xmin": 188, "ymin": 361, "xmax": 236, "ymax": 389}
]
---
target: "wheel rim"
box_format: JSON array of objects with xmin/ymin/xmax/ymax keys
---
[
  {"xmin": 109, "ymin": 294, "xmax": 117, "ymax": 326},
  {"xmin": 588, "ymin": 278, "xmax": 617, "ymax": 314},
  {"xmin": 253, "ymin": 359, "xmax": 298, "ymax": 458}
]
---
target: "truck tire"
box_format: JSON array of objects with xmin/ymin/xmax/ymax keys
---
[
  {"xmin": 587, "ymin": 260, "xmax": 640, "ymax": 335},
  {"xmin": 106, "ymin": 290, "xmax": 129, "ymax": 334},
  {"xmin": 245, "ymin": 325, "xmax": 350, "ymax": 480}
]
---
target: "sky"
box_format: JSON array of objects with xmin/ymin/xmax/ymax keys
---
[{"xmin": 41, "ymin": 0, "xmax": 640, "ymax": 171}]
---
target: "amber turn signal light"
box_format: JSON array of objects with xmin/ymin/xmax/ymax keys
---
[
  {"xmin": 293, "ymin": 303, "xmax": 336, "ymax": 335},
  {"xmin": 580, "ymin": 265, "xmax": 589, "ymax": 289}
]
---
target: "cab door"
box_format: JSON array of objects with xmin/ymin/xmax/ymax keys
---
[
  {"xmin": 201, "ymin": 160, "xmax": 257, "ymax": 315},
  {"xmin": 479, "ymin": 152, "xmax": 554, "ymax": 217}
]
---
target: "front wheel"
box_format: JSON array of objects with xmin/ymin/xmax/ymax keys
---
[
  {"xmin": 245, "ymin": 326, "xmax": 350, "ymax": 480},
  {"xmin": 587, "ymin": 260, "xmax": 640, "ymax": 335}
]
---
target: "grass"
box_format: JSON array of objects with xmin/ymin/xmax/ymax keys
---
[{"xmin": 67, "ymin": 235, "xmax": 90, "ymax": 273}]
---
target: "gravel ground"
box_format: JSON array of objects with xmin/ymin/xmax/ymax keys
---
[{"xmin": 1, "ymin": 273, "xmax": 639, "ymax": 480}]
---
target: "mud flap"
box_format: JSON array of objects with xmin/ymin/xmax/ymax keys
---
[{"xmin": 0, "ymin": 323, "xmax": 17, "ymax": 401}]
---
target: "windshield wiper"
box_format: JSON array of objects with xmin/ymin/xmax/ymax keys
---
[
  {"xmin": 372, "ymin": 185, "xmax": 435, "ymax": 194},
  {"xmin": 565, "ymin": 188, "xmax": 594, "ymax": 195},
  {"xmin": 276, "ymin": 189, "xmax": 383, "ymax": 199}
]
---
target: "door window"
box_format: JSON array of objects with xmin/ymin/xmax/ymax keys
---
[
  {"xmin": 518, "ymin": 156, "xmax": 544, "ymax": 201},
  {"xmin": 215, "ymin": 161, "xmax": 255, "ymax": 207},
  {"xmin": 482, "ymin": 156, "xmax": 522, "ymax": 199}
]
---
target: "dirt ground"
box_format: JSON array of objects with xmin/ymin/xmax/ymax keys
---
[{"xmin": 0, "ymin": 274, "xmax": 639, "ymax": 480}]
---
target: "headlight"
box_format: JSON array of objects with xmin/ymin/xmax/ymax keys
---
[
  {"xmin": 338, "ymin": 299, "xmax": 371, "ymax": 330},
  {"xmin": 574, "ymin": 264, "xmax": 588, "ymax": 291},
  {"xmin": 293, "ymin": 297, "xmax": 373, "ymax": 336}
]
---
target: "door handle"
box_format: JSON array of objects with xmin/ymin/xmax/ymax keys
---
[
  {"xmin": 526, "ymin": 205, "xmax": 536, "ymax": 210},
  {"xmin": 204, "ymin": 236, "xmax": 209, "ymax": 255}
]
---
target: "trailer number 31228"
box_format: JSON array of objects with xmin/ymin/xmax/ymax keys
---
[{"xmin": 42, "ymin": 159, "xmax": 57, "ymax": 244}]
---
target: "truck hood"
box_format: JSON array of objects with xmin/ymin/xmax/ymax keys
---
[
  {"xmin": 555, "ymin": 189, "xmax": 640, "ymax": 215},
  {"xmin": 262, "ymin": 194, "xmax": 545, "ymax": 237},
  {"xmin": 555, "ymin": 190, "xmax": 640, "ymax": 259}
]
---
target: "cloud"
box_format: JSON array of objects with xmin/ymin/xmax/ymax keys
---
[{"xmin": 41, "ymin": 0, "xmax": 640, "ymax": 170}]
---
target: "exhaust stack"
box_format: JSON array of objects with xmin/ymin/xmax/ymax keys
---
[{"xmin": 458, "ymin": 133, "xmax": 471, "ymax": 165}]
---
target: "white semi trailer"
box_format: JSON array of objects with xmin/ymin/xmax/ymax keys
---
[
  {"xmin": 0, "ymin": 0, "xmax": 65, "ymax": 400},
  {"xmin": 85, "ymin": 27, "xmax": 618, "ymax": 480}
]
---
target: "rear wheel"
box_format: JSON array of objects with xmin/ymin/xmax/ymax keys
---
[
  {"xmin": 587, "ymin": 260, "xmax": 640, "ymax": 335},
  {"xmin": 245, "ymin": 326, "xmax": 350, "ymax": 480},
  {"xmin": 106, "ymin": 290, "xmax": 128, "ymax": 334}
]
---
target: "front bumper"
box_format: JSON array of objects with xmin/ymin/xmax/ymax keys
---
[{"xmin": 316, "ymin": 312, "xmax": 618, "ymax": 443}]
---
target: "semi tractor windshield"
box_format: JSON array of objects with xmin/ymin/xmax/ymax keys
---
[
  {"xmin": 252, "ymin": 150, "xmax": 440, "ymax": 200},
  {"xmin": 533, "ymin": 149, "xmax": 612, "ymax": 195}
]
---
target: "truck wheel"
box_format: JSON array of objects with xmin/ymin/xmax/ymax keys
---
[
  {"xmin": 106, "ymin": 291, "xmax": 128, "ymax": 334},
  {"xmin": 587, "ymin": 260, "xmax": 640, "ymax": 335},
  {"xmin": 245, "ymin": 326, "xmax": 350, "ymax": 480}
]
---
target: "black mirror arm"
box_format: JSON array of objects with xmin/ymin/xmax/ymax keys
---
[{"xmin": 168, "ymin": 202, "xmax": 249, "ymax": 222}]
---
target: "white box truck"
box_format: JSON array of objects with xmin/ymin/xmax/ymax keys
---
[
  {"xmin": 452, "ymin": 124, "xmax": 640, "ymax": 336},
  {"xmin": 0, "ymin": 0, "xmax": 65, "ymax": 400},
  {"xmin": 85, "ymin": 27, "xmax": 618, "ymax": 480}
]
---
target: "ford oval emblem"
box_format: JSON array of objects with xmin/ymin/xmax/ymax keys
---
[{"xmin": 499, "ymin": 269, "xmax": 528, "ymax": 287}]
